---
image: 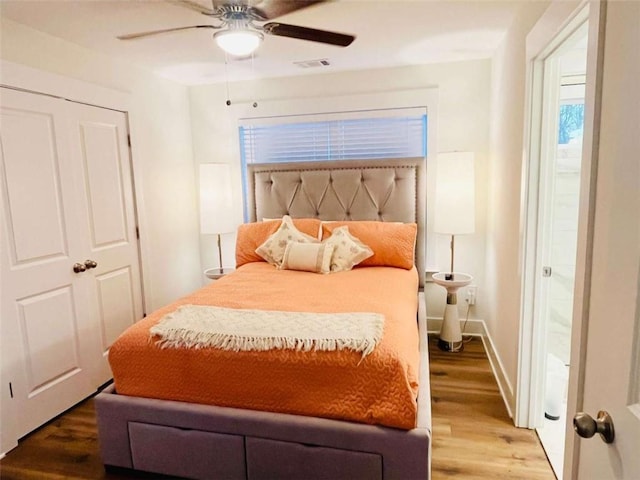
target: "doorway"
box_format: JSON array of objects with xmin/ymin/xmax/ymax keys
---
[
  {"xmin": 0, "ymin": 87, "xmax": 144, "ymax": 454},
  {"xmin": 535, "ymin": 34, "xmax": 587, "ymax": 477},
  {"xmin": 519, "ymin": 15, "xmax": 589, "ymax": 480}
]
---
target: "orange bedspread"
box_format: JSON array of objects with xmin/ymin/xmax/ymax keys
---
[{"xmin": 109, "ymin": 263, "xmax": 420, "ymax": 430}]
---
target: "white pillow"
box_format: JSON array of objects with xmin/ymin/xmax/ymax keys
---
[
  {"xmin": 280, "ymin": 241, "xmax": 334, "ymax": 274},
  {"xmin": 264, "ymin": 217, "xmax": 322, "ymax": 239},
  {"xmin": 322, "ymin": 226, "xmax": 374, "ymax": 272},
  {"xmin": 255, "ymin": 215, "xmax": 319, "ymax": 266}
]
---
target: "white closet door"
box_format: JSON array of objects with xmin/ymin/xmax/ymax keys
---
[
  {"xmin": 0, "ymin": 88, "xmax": 95, "ymax": 439},
  {"xmin": 67, "ymin": 102, "xmax": 143, "ymax": 385},
  {"xmin": 0, "ymin": 88, "xmax": 144, "ymax": 447}
]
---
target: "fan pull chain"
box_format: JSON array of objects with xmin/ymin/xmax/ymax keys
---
[
  {"xmin": 223, "ymin": 52, "xmax": 257, "ymax": 108},
  {"xmin": 251, "ymin": 52, "xmax": 258, "ymax": 108},
  {"xmin": 224, "ymin": 52, "xmax": 232, "ymax": 106}
]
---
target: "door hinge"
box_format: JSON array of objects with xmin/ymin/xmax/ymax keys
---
[
  {"xmin": 542, "ymin": 266, "xmax": 552, "ymax": 277},
  {"xmin": 135, "ymin": 226, "xmax": 140, "ymax": 239},
  {"xmin": 127, "ymin": 134, "xmax": 131, "ymax": 147},
  {"xmin": 9, "ymin": 382, "xmax": 13, "ymax": 398}
]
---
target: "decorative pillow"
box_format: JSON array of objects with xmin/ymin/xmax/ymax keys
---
[
  {"xmin": 236, "ymin": 217, "xmax": 321, "ymax": 267},
  {"xmin": 322, "ymin": 226, "xmax": 373, "ymax": 272},
  {"xmin": 280, "ymin": 241, "xmax": 334, "ymax": 274},
  {"xmin": 321, "ymin": 221, "xmax": 417, "ymax": 270},
  {"xmin": 255, "ymin": 215, "xmax": 319, "ymax": 266}
]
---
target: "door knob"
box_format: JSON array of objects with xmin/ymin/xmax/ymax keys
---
[
  {"xmin": 573, "ymin": 410, "xmax": 615, "ymax": 443},
  {"xmin": 84, "ymin": 259, "xmax": 98, "ymax": 269},
  {"xmin": 73, "ymin": 263, "xmax": 87, "ymax": 273}
]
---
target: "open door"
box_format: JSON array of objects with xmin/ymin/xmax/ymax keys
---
[{"xmin": 566, "ymin": 1, "xmax": 640, "ymax": 477}]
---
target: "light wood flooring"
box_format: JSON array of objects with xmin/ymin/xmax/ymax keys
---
[
  {"xmin": 429, "ymin": 337, "xmax": 554, "ymax": 479},
  {"xmin": 0, "ymin": 336, "xmax": 554, "ymax": 479}
]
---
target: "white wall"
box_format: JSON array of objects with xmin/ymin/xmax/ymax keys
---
[
  {"xmin": 0, "ymin": 18, "xmax": 202, "ymax": 311},
  {"xmin": 189, "ymin": 59, "xmax": 492, "ymax": 321},
  {"xmin": 487, "ymin": 1, "xmax": 550, "ymax": 412}
]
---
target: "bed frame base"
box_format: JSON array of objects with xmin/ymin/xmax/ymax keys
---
[{"xmin": 95, "ymin": 385, "xmax": 430, "ymax": 480}]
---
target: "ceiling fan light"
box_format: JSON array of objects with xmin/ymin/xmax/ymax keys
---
[{"xmin": 215, "ymin": 30, "xmax": 263, "ymax": 56}]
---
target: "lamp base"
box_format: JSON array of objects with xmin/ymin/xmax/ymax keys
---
[
  {"xmin": 438, "ymin": 338, "xmax": 463, "ymax": 353},
  {"xmin": 433, "ymin": 272, "xmax": 473, "ymax": 354},
  {"xmin": 438, "ymin": 303, "xmax": 464, "ymax": 353}
]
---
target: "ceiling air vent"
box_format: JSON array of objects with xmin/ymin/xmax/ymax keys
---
[{"xmin": 294, "ymin": 59, "xmax": 331, "ymax": 68}]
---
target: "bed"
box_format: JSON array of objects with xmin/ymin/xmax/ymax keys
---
[{"xmin": 95, "ymin": 158, "xmax": 431, "ymax": 479}]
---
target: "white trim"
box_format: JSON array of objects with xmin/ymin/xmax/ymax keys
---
[
  {"xmin": 0, "ymin": 60, "xmax": 129, "ymax": 111},
  {"xmin": 517, "ymin": 2, "xmax": 606, "ymax": 479},
  {"xmin": 482, "ymin": 331, "xmax": 515, "ymax": 419},
  {"xmin": 428, "ymin": 317, "xmax": 515, "ymax": 418},
  {"xmin": 563, "ymin": 2, "xmax": 606, "ymax": 477},
  {"xmin": 0, "ymin": 60, "xmax": 152, "ymax": 455},
  {"xmin": 516, "ymin": 0, "xmax": 589, "ymax": 430},
  {"xmin": 427, "ymin": 317, "xmax": 485, "ymax": 336}
]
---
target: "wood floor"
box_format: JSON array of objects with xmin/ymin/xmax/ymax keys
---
[
  {"xmin": 0, "ymin": 337, "xmax": 554, "ymax": 480},
  {"xmin": 429, "ymin": 337, "xmax": 554, "ymax": 479}
]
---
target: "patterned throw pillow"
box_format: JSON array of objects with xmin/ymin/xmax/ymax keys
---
[
  {"xmin": 280, "ymin": 242, "xmax": 335, "ymax": 274},
  {"xmin": 321, "ymin": 221, "xmax": 417, "ymax": 270},
  {"xmin": 236, "ymin": 218, "xmax": 321, "ymax": 267},
  {"xmin": 255, "ymin": 215, "xmax": 319, "ymax": 266},
  {"xmin": 322, "ymin": 226, "xmax": 373, "ymax": 272}
]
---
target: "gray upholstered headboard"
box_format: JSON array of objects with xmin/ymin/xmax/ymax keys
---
[{"xmin": 246, "ymin": 158, "xmax": 426, "ymax": 287}]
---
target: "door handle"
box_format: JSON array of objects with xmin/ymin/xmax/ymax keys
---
[
  {"xmin": 73, "ymin": 263, "xmax": 86, "ymax": 273},
  {"xmin": 573, "ymin": 410, "xmax": 615, "ymax": 443},
  {"xmin": 84, "ymin": 259, "xmax": 98, "ymax": 269}
]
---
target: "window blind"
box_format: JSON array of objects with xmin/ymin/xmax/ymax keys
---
[{"xmin": 239, "ymin": 111, "xmax": 427, "ymax": 164}]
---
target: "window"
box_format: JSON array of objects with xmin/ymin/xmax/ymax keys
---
[
  {"xmin": 238, "ymin": 108, "xmax": 427, "ymax": 219},
  {"xmin": 558, "ymin": 102, "xmax": 585, "ymax": 145},
  {"xmin": 240, "ymin": 110, "xmax": 426, "ymax": 164},
  {"xmin": 558, "ymin": 82, "xmax": 585, "ymax": 145}
]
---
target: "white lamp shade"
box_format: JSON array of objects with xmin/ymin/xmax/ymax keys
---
[
  {"xmin": 434, "ymin": 152, "xmax": 475, "ymax": 235},
  {"xmin": 199, "ymin": 163, "xmax": 237, "ymax": 234}
]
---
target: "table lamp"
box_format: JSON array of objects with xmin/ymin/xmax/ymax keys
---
[
  {"xmin": 433, "ymin": 152, "xmax": 475, "ymax": 352},
  {"xmin": 199, "ymin": 163, "xmax": 237, "ymax": 274}
]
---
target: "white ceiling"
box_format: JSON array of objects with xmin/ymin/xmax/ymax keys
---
[{"xmin": 0, "ymin": 0, "xmax": 522, "ymax": 86}]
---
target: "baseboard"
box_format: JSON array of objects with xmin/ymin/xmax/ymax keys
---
[
  {"xmin": 0, "ymin": 437, "xmax": 17, "ymax": 459},
  {"xmin": 427, "ymin": 317, "xmax": 485, "ymax": 336},
  {"xmin": 480, "ymin": 330, "xmax": 515, "ymax": 418},
  {"xmin": 428, "ymin": 317, "xmax": 515, "ymax": 419}
]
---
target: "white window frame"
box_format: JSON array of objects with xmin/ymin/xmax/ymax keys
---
[{"xmin": 239, "ymin": 108, "xmax": 427, "ymax": 165}]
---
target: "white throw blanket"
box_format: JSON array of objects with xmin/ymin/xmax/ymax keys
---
[{"xmin": 150, "ymin": 304, "xmax": 384, "ymax": 359}]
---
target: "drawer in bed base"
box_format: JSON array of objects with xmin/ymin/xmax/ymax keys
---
[
  {"xmin": 95, "ymin": 386, "xmax": 430, "ymax": 480},
  {"xmin": 128, "ymin": 422, "xmax": 246, "ymax": 479},
  {"xmin": 246, "ymin": 436, "xmax": 382, "ymax": 480}
]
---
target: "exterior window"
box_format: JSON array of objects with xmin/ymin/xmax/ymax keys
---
[
  {"xmin": 558, "ymin": 102, "xmax": 584, "ymax": 145},
  {"xmin": 238, "ymin": 109, "xmax": 427, "ymax": 219}
]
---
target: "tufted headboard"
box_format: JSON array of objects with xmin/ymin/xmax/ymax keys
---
[{"xmin": 246, "ymin": 158, "xmax": 426, "ymax": 287}]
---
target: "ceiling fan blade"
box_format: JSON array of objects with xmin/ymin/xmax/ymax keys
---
[
  {"xmin": 251, "ymin": 0, "xmax": 325, "ymax": 20},
  {"xmin": 117, "ymin": 25, "xmax": 217, "ymax": 40},
  {"xmin": 263, "ymin": 22, "xmax": 355, "ymax": 47},
  {"xmin": 165, "ymin": 0, "xmax": 218, "ymax": 16}
]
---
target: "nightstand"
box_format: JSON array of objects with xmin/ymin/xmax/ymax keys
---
[{"xmin": 204, "ymin": 267, "xmax": 235, "ymax": 280}]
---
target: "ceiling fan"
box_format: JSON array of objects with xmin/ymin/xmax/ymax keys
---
[{"xmin": 117, "ymin": 0, "xmax": 356, "ymax": 57}]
